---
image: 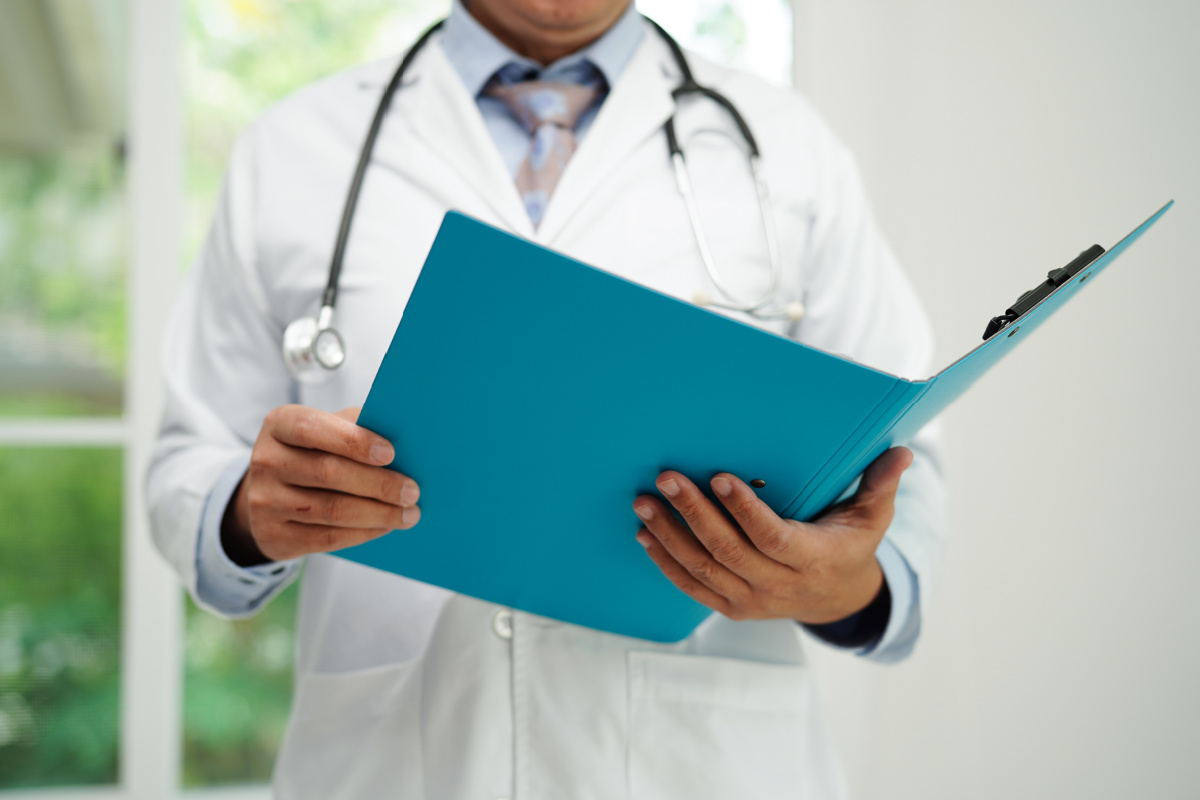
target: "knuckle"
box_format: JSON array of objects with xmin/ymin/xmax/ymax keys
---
[
  {"xmin": 258, "ymin": 519, "xmax": 287, "ymax": 544},
  {"xmin": 757, "ymin": 527, "xmax": 791, "ymax": 559},
  {"xmin": 337, "ymin": 421, "xmax": 368, "ymax": 459},
  {"xmin": 249, "ymin": 444, "xmax": 274, "ymax": 472},
  {"xmin": 246, "ymin": 485, "xmax": 271, "ymax": 514},
  {"xmin": 687, "ymin": 558, "xmax": 718, "ymax": 585},
  {"xmin": 674, "ymin": 494, "xmax": 702, "ymax": 519},
  {"xmin": 314, "ymin": 453, "xmax": 342, "ymax": 485},
  {"xmin": 297, "ymin": 407, "xmax": 333, "ymax": 448},
  {"xmin": 322, "ymin": 494, "xmax": 351, "ymax": 525},
  {"xmin": 378, "ymin": 473, "xmax": 401, "ymax": 504},
  {"xmin": 738, "ymin": 501, "xmax": 770, "ymax": 529},
  {"xmin": 707, "ymin": 540, "xmax": 744, "ymax": 567},
  {"xmin": 381, "ymin": 474, "xmax": 414, "ymax": 506},
  {"xmin": 315, "ymin": 527, "xmax": 342, "ymax": 553}
]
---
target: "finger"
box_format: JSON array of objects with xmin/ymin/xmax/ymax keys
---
[
  {"xmin": 273, "ymin": 484, "xmax": 420, "ymax": 530},
  {"xmin": 635, "ymin": 527, "xmax": 734, "ymax": 616},
  {"xmin": 709, "ymin": 473, "xmax": 797, "ymax": 563},
  {"xmin": 633, "ymin": 494, "xmax": 750, "ymax": 598},
  {"xmin": 266, "ymin": 404, "xmax": 394, "ymax": 466},
  {"xmin": 654, "ymin": 471, "xmax": 773, "ymax": 579},
  {"xmin": 267, "ymin": 520, "xmax": 397, "ymax": 560},
  {"xmin": 334, "ymin": 406, "xmax": 362, "ymax": 424},
  {"xmin": 276, "ymin": 446, "xmax": 419, "ymax": 506}
]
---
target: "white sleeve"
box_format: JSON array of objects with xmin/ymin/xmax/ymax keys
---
[
  {"xmin": 797, "ymin": 128, "xmax": 949, "ymax": 657},
  {"xmin": 194, "ymin": 453, "xmax": 301, "ymax": 618},
  {"xmin": 145, "ymin": 128, "xmax": 301, "ymax": 618}
]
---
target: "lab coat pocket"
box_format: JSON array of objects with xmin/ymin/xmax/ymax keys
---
[
  {"xmin": 627, "ymin": 650, "xmax": 813, "ymax": 800},
  {"xmin": 274, "ymin": 660, "xmax": 424, "ymax": 800}
]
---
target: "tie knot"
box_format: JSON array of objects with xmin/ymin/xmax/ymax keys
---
[{"xmin": 484, "ymin": 68, "xmax": 604, "ymax": 135}]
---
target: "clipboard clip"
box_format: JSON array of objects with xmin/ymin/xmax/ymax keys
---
[{"xmin": 983, "ymin": 244, "xmax": 1106, "ymax": 340}]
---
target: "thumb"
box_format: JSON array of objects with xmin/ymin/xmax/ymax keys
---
[{"xmin": 853, "ymin": 446, "xmax": 913, "ymax": 511}]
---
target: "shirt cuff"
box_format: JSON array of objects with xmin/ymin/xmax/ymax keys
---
[
  {"xmin": 858, "ymin": 536, "xmax": 921, "ymax": 663},
  {"xmin": 801, "ymin": 537, "xmax": 920, "ymax": 661},
  {"xmin": 195, "ymin": 452, "xmax": 302, "ymax": 618}
]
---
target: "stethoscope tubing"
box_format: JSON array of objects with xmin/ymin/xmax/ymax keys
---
[
  {"xmin": 287, "ymin": 14, "xmax": 795, "ymax": 383},
  {"xmin": 322, "ymin": 19, "xmax": 447, "ymax": 313}
]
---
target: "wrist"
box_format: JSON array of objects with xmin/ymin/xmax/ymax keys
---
[
  {"xmin": 795, "ymin": 558, "xmax": 884, "ymax": 625},
  {"xmin": 220, "ymin": 477, "xmax": 271, "ymax": 567},
  {"xmin": 803, "ymin": 573, "xmax": 892, "ymax": 649}
]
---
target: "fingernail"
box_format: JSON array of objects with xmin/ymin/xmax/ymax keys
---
[
  {"xmin": 636, "ymin": 532, "xmax": 653, "ymax": 549},
  {"xmin": 658, "ymin": 479, "xmax": 680, "ymax": 498},
  {"xmin": 371, "ymin": 441, "xmax": 394, "ymax": 465},
  {"xmin": 634, "ymin": 504, "xmax": 653, "ymax": 521},
  {"xmin": 400, "ymin": 482, "xmax": 419, "ymax": 506},
  {"xmin": 711, "ymin": 476, "xmax": 732, "ymax": 497},
  {"xmin": 402, "ymin": 507, "xmax": 419, "ymax": 526}
]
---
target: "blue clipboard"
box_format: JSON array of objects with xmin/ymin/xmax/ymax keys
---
[{"xmin": 339, "ymin": 201, "xmax": 1173, "ymax": 642}]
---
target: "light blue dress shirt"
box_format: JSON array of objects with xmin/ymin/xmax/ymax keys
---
[{"xmin": 195, "ymin": 0, "xmax": 922, "ymax": 660}]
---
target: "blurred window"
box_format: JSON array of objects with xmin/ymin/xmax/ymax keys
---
[
  {"xmin": 0, "ymin": 0, "xmax": 128, "ymax": 417},
  {"xmin": 0, "ymin": 448, "xmax": 122, "ymax": 788},
  {"xmin": 0, "ymin": 0, "xmax": 127, "ymax": 791},
  {"xmin": 640, "ymin": 0, "xmax": 793, "ymax": 85}
]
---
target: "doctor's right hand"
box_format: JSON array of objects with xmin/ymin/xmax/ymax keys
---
[{"xmin": 221, "ymin": 405, "xmax": 420, "ymax": 566}]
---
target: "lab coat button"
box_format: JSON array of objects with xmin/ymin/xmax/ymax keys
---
[{"xmin": 491, "ymin": 609, "xmax": 513, "ymax": 640}]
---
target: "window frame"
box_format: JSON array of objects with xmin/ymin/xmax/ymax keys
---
[{"xmin": 0, "ymin": 0, "xmax": 190, "ymax": 796}]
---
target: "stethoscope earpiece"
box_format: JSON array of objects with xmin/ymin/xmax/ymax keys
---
[{"xmin": 283, "ymin": 304, "xmax": 345, "ymax": 384}]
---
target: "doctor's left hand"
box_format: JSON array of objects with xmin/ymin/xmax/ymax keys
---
[{"xmin": 631, "ymin": 447, "xmax": 912, "ymax": 625}]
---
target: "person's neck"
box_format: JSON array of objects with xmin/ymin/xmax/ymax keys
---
[{"xmin": 466, "ymin": 1, "xmax": 629, "ymax": 65}]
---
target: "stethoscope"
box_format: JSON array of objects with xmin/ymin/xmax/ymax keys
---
[{"xmin": 283, "ymin": 16, "xmax": 803, "ymax": 384}]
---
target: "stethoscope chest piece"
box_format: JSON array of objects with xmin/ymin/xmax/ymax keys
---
[{"xmin": 282, "ymin": 304, "xmax": 345, "ymax": 384}]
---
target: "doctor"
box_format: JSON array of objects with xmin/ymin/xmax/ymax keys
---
[{"xmin": 148, "ymin": 0, "xmax": 947, "ymax": 796}]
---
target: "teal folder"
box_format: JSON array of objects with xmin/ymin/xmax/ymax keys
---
[{"xmin": 340, "ymin": 202, "xmax": 1172, "ymax": 642}]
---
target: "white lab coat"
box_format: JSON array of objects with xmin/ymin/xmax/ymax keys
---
[{"xmin": 148, "ymin": 23, "xmax": 946, "ymax": 800}]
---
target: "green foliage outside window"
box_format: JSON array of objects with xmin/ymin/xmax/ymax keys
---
[
  {"xmin": 182, "ymin": 583, "xmax": 298, "ymax": 786},
  {"xmin": 0, "ymin": 149, "xmax": 127, "ymax": 417},
  {"xmin": 0, "ymin": 448, "xmax": 122, "ymax": 788}
]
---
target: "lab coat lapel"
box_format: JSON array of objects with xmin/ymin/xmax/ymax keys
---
[
  {"xmin": 536, "ymin": 30, "xmax": 677, "ymax": 244},
  {"xmin": 401, "ymin": 41, "xmax": 535, "ymax": 239}
]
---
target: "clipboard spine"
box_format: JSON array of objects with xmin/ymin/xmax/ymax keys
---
[
  {"xmin": 783, "ymin": 380, "xmax": 931, "ymax": 521},
  {"xmin": 778, "ymin": 379, "xmax": 920, "ymax": 521}
]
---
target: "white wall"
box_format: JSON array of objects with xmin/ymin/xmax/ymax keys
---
[{"xmin": 795, "ymin": 1, "xmax": 1200, "ymax": 798}]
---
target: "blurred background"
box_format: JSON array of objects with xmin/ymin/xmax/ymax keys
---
[{"xmin": 0, "ymin": 0, "xmax": 1194, "ymax": 797}]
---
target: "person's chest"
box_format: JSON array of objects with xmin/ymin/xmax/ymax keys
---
[{"xmin": 246, "ymin": 62, "xmax": 818, "ymax": 413}]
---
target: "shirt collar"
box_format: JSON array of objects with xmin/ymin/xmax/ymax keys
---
[{"xmin": 440, "ymin": 0, "xmax": 645, "ymax": 96}]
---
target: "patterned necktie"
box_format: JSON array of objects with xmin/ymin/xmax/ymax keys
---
[{"xmin": 485, "ymin": 65, "xmax": 604, "ymax": 227}]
